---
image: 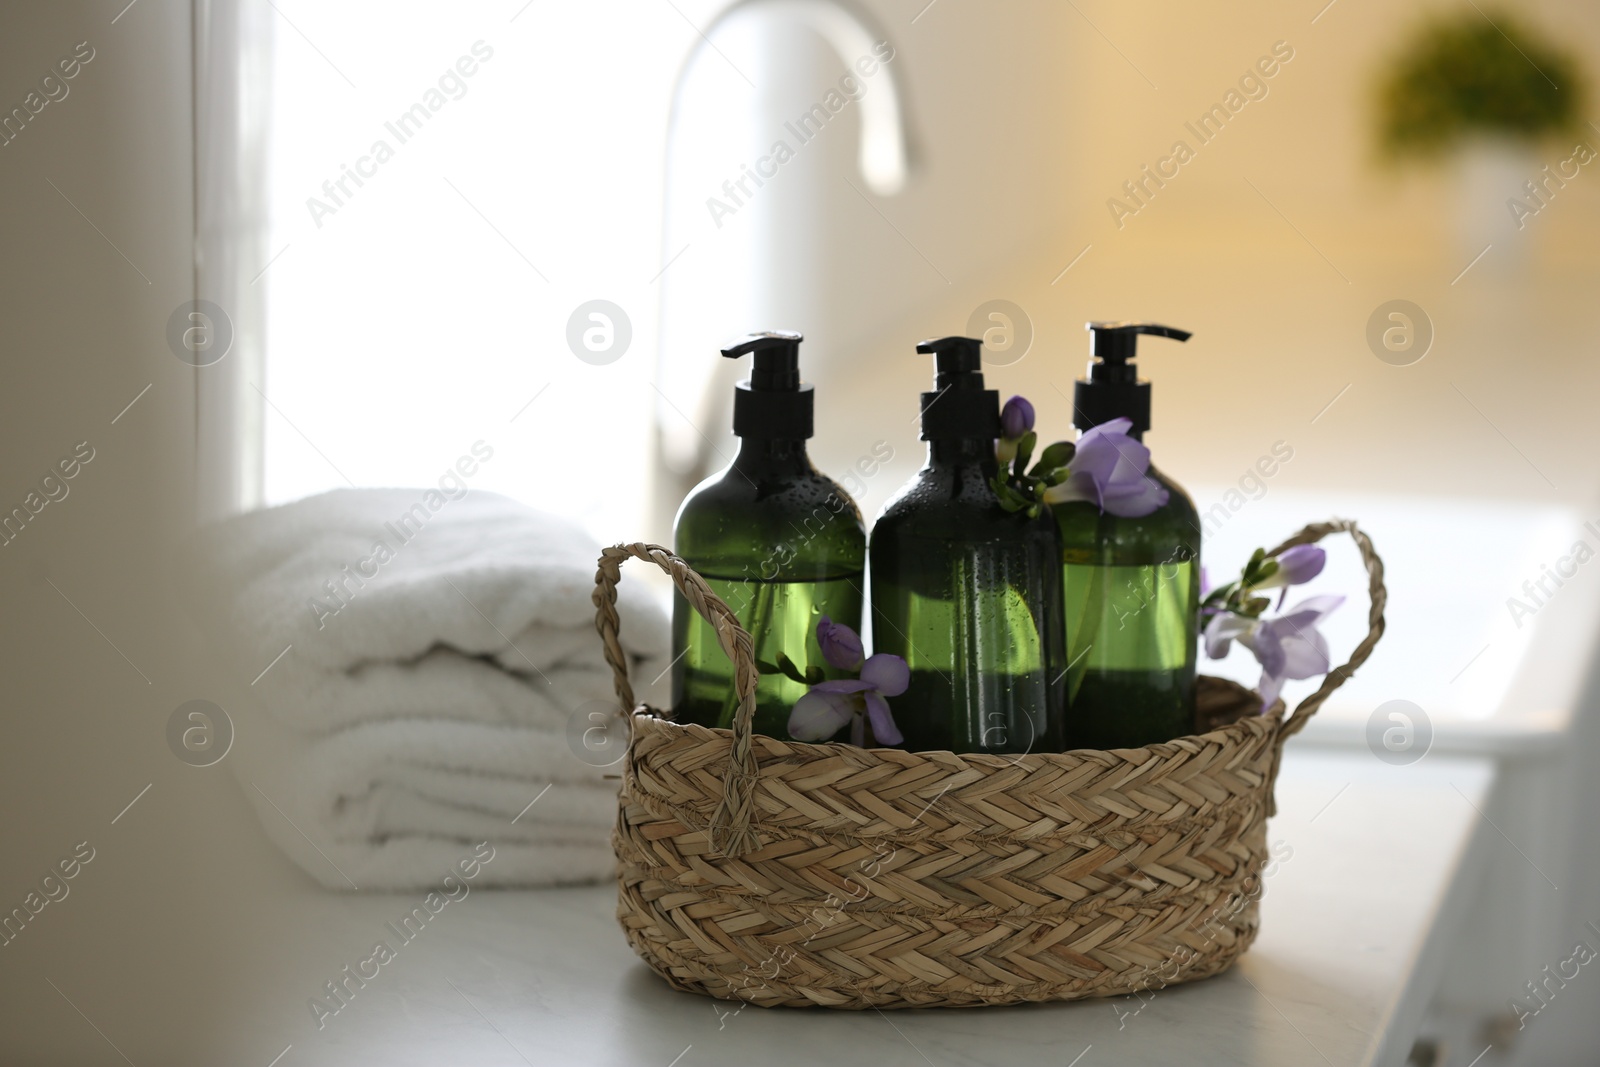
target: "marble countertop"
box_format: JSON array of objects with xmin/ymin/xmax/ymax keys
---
[{"xmin": 229, "ymin": 747, "xmax": 1496, "ymax": 1067}]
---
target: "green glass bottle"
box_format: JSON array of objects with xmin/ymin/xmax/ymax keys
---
[
  {"xmin": 870, "ymin": 336, "xmax": 1065, "ymax": 755},
  {"xmin": 1059, "ymin": 322, "xmax": 1200, "ymax": 749},
  {"xmin": 672, "ymin": 331, "xmax": 866, "ymax": 740}
]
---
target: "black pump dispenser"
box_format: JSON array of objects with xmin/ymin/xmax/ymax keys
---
[
  {"xmin": 915, "ymin": 336, "xmax": 1001, "ymax": 441},
  {"xmin": 721, "ymin": 330, "xmax": 812, "ymax": 439},
  {"xmin": 1074, "ymin": 322, "xmax": 1191, "ymax": 439}
]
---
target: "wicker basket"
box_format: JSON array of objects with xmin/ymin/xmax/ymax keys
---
[{"xmin": 591, "ymin": 520, "xmax": 1386, "ymax": 1009}]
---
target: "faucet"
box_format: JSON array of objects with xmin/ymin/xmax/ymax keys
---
[
  {"xmin": 650, "ymin": 0, "xmax": 917, "ymax": 536},
  {"xmin": 669, "ymin": 0, "xmax": 915, "ymax": 198}
]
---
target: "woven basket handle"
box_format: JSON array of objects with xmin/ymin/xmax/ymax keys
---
[
  {"xmin": 1265, "ymin": 519, "xmax": 1387, "ymax": 739},
  {"xmin": 592, "ymin": 543, "xmax": 761, "ymax": 855}
]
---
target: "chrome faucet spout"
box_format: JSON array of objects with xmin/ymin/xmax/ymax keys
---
[{"xmin": 665, "ymin": 0, "xmax": 916, "ymax": 195}]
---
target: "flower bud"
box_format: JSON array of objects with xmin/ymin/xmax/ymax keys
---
[
  {"xmin": 1254, "ymin": 545, "xmax": 1326, "ymax": 590},
  {"xmin": 1000, "ymin": 395, "xmax": 1035, "ymax": 440},
  {"xmin": 816, "ymin": 615, "xmax": 864, "ymax": 671}
]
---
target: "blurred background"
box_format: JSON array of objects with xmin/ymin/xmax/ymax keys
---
[{"xmin": 2, "ymin": 0, "xmax": 1599, "ymax": 1063}]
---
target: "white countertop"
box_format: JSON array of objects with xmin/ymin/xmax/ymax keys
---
[{"xmin": 228, "ymin": 747, "xmax": 1496, "ymax": 1067}]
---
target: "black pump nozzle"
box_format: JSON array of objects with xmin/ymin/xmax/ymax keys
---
[
  {"xmin": 1074, "ymin": 321, "xmax": 1191, "ymax": 438},
  {"xmin": 914, "ymin": 336, "xmax": 999, "ymax": 440},
  {"xmin": 916, "ymin": 335, "xmax": 984, "ymax": 390},
  {"xmin": 722, "ymin": 330, "xmax": 803, "ymax": 390},
  {"xmin": 721, "ymin": 330, "xmax": 812, "ymax": 439}
]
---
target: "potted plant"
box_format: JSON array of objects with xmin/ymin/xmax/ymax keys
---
[{"xmin": 1374, "ymin": 10, "xmax": 1587, "ymax": 266}]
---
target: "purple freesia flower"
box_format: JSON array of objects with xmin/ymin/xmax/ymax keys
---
[
  {"xmin": 1203, "ymin": 612, "xmax": 1251, "ymax": 660},
  {"xmin": 1273, "ymin": 545, "xmax": 1327, "ymax": 584},
  {"xmin": 1204, "ymin": 594, "xmax": 1344, "ymax": 710},
  {"xmin": 996, "ymin": 395, "xmax": 1035, "ymax": 464},
  {"xmin": 788, "ymin": 653, "xmax": 908, "ymax": 746},
  {"xmin": 816, "ymin": 615, "xmax": 864, "ymax": 671},
  {"xmin": 1255, "ymin": 545, "xmax": 1327, "ymax": 606},
  {"xmin": 1000, "ymin": 395, "xmax": 1035, "ymax": 441},
  {"xmin": 1041, "ymin": 417, "xmax": 1169, "ymax": 518}
]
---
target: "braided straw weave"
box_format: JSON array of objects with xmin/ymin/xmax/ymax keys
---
[{"xmin": 592, "ymin": 520, "xmax": 1386, "ymax": 1009}]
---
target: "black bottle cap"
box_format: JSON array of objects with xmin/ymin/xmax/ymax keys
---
[
  {"xmin": 914, "ymin": 336, "xmax": 1000, "ymax": 440},
  {"xmin": 721, "ymin": 330, "xmax": 813, "ymax": 439},
  {"xmin": 1073, "ymin": 321, "xmax": 1192, "ymax": 436}
]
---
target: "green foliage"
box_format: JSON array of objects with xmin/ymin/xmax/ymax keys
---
[
  {"xmin": 991, "ymin": 438, "xmax": 1075, "ymax": 520},
  {"xmin": 1203, "ymin": 548, "xmax": 1286, "ymax": 623},
  {"xmin": 1376, "ymin": 10, "xmax": 1585, "ymax": 159}
]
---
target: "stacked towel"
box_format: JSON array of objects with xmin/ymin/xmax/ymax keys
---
[{"xmin": 191, "ymin": 488, "xmax": 668, "ymax": 890}]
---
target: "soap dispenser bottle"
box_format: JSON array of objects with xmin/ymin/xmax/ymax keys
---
[
  {"xmin": 1058, "ymin": 322, "xmax": 1200, "ymax": 749},
  {"xmin": 671, "ymin": 331, "xmax": 867, "ymax": 739},
  {"xmin": 870, "ymin": 336, "xmax": 1064, "ymax": 754}
]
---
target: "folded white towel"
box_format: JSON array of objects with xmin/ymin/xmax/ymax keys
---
[
  {"xmin": 196, "ymin": 487, "xmax": 667, "ymax": 734},
  {"xmin": 190, "ymin": 488, "xmax": 666, "ymax": 890},
  {"xmin": 235, "ymin": 714, "xmax": 624, "ymax": 890}
]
